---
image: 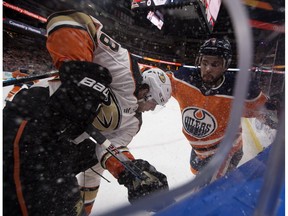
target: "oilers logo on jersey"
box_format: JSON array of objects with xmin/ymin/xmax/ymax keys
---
[{"xmin": 182, "ymin": 107, "xmax": 217, "ymax": 139}]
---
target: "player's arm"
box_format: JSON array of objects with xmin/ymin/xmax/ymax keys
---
[
  {"xmin": 46, "ymin": 11, "xmax": 97, "ymax": 69},
  {"xmin": 244, "ymin": 79, "xmax": 268, "ymax": 118},
  {"xmin": 47, "ymin": 27, "xmax": 94, "ymax": 68},
  {"xmin": 46, "ymin": 60, "xmax": 112, "ymax": 140}
]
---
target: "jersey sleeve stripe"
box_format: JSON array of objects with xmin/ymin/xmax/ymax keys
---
[{"xmin": 47, "ymin": 20, "xmax": 86, "ymax": 35}]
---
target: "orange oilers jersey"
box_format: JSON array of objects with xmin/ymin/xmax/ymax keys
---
[{"xmin": 168, "ymin": 67, "xmax": 267, "ymax": 156}]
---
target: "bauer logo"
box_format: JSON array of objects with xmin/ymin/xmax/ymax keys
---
[
  {"xmin": 79, "ymin": 77, "xmax": 109, "ymax": 98},
  {"xmin": 182, "ymin": 107, "xmax": 217, "ymax": 139}
]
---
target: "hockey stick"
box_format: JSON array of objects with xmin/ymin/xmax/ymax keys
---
[
  {"xmin": 86, "ymin": 124, "xmax": 148, "ymax": 181},
  {"xmin": 3, "ymin": 71, "xmax": 59, "ymax": 87}
]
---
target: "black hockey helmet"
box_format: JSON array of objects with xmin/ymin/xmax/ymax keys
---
[{"xmin": 196, "ymin": 38, "xmax": 232, "ymax": 68}]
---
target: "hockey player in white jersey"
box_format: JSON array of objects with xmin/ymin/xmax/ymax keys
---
[{"xmin": 3, "ymin": 10, "xmax": 172, "ymax": 215}]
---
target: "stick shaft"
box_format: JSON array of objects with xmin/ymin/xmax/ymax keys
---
[{"xmin": 3, "ymin": 71, "xmax": 59, "ymax": 87}]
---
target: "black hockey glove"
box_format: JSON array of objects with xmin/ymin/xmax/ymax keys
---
[
  {"xmin": 46, "ymin": 61, "xmax": 112, "ymax": 138},
  {"xmin": 118, "ymin": 159, "xmax": 169, "ymax": 210}
]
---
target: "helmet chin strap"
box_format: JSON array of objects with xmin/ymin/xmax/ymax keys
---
[
  {"xmin": 138, "ymin": 95, "xmax": 153, "ymax": 103},
  {"xmin": 137, "ymin": 98, "xmax": 145, "ymax": 103}
]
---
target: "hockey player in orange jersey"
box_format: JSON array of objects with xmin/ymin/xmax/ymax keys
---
[
  {"xmin": 168, "ymin": 38, "xmax": 267, "ymax": 182},
  {"xmin": 3, "ymin": 10, "xmax": 172, "ymax": 216}
]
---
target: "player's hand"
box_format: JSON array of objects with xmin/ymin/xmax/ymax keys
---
[
  {"xmin": 118, "ymin": 159, "xmax": 169, "ymax": 210},
  {"xmin": 52, "ymin": 60, "xmax": 112, "ymax": 123},
  {"xmin": 47, "ymin": 61, "xmax": 112, "ymax": 138}
]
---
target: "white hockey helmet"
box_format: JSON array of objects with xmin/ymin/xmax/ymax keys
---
[{"xmin": 141, "ymin": 68, "xmax": 172, "ymax": 106}]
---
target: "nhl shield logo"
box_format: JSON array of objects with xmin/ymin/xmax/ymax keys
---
[
  {"xmin": 158, "ymin": 71, "xmax": 166, "ymax": 83},
  {"xmin": 182, "ymin": 107, "xmax": 217, "ymax": 139}
]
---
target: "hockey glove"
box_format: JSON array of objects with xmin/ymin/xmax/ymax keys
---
[
  {"xmin": 118, "ymin": 159, "xmax": 169, "ymax": 207},
  {"xmin": 46, "ymin": 61, "xmax": 112, "ymax": 139}
]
